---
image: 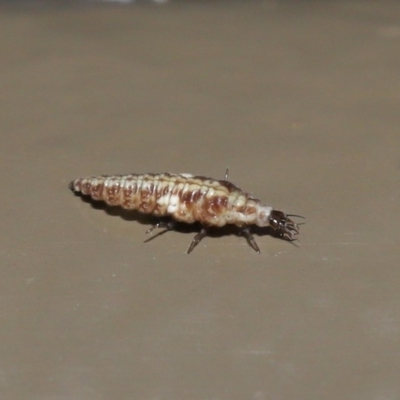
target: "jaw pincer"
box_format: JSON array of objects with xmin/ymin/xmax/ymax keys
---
[{"xmin": 269, "ymin": 211, "xmax": 304, "ymax": 241}]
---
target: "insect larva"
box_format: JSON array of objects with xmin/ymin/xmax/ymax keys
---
[{"xmin": 69, "ymin": 171, "xmax": 302, "ymax": 254}]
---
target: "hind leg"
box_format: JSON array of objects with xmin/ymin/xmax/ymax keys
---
[{"xmin": 144, "ymin": 220, "xmax": 175, "ymax": 243}]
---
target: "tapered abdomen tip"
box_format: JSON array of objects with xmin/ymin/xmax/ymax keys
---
[{"xmin": 69, "ymin": 179, "xmax": 80, "ymax": 192}]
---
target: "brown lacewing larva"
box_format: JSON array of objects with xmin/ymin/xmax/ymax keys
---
[{"xmin": 69, "ymin": 171, "xmax": 302, "ymax": 254}]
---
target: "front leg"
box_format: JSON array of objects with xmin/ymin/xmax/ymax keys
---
[
  {"xmin": 241, "ymin": 227, "xmax": 261, "ymax": 253},
  {"xmin": 224, "ymin": 168, "xmax": 229, "ymax": 181},
  {"xmin": 187, "ymin": 228, "xmax": 208, "ymax": 254}
]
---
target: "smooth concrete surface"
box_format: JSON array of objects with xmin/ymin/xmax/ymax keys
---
[{"xmin": 1, "ymin": 1, "xmax": 400, "ymax": 399}]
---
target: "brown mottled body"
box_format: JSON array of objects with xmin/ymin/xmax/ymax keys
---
[{"xmin": 69, "ymin": 172, "xmax": 301, "ymax": 253}]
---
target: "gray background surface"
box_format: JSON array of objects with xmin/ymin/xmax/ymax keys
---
[{"xmin": 1, "ymin": 1, "xmax": 400, "ymax": 399}]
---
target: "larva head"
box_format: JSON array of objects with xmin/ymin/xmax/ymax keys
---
[{"xmin": 268, "ymin": 210, "xmax": 300, "ymax": 241}]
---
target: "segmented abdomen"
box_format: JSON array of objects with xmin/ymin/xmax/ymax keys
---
[{"xmin": 69, "ymin": 173, "xmax": 258, "ymax": 227}]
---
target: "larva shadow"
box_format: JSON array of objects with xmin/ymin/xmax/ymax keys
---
[
  {"xmin": 73, "ymin": 192, "xmax": 293, "ymax": 252},
  {"xmin": 69, "ymin": 173, "xmax": 302, "ymax": 253},
  {"xmin": 251, "ymin": 225, "xmax": 301, "ymax": 247}
]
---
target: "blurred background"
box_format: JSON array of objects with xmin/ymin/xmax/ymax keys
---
[{"xmin": 1, "ymin": 1, "xmax": 400, "ymax": 399}]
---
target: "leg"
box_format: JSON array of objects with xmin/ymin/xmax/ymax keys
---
[
  {"xmin": 224, "ymin": 168, "xmax": 229, "ymax": 181},
  {"xmin": 187, "ymin": 228, "xmax": 208, "ymax": 254},
  {"xmin": 241, "ymin": 227, "xmax": 261, "ymax": 253},
  {"xmin": 144, "ymin": 220, "xmax": 175, "ymax": 243},
  {"xmin": 145, "ymin": 220, "xmax": 175, "ymax": 234}
]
